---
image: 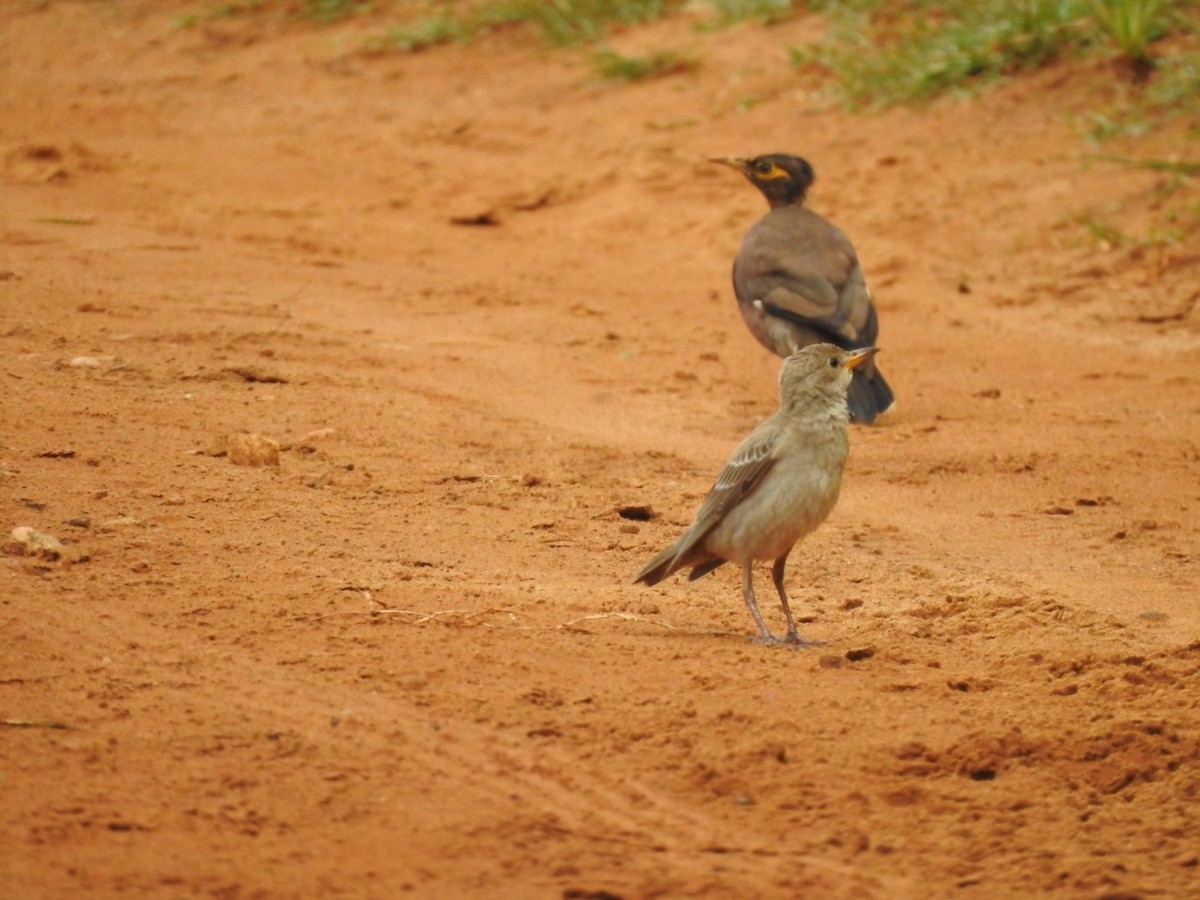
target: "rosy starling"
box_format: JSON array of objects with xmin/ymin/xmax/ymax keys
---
[
  {"xmin": 712, "ymin": 154, "xmax": 893, "ymax": 424},
  {"xmin": 636, "ymin": 344, "xmax": 876, "ymax": 645}
]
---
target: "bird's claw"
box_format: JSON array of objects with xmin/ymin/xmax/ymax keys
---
[
  {"xmin": 751, "ymin": 632, "xmax": 821, "ymax": 648},
  {"xmin": 783, "ymin": 632, "xmax": 824, "ymax": 648}
]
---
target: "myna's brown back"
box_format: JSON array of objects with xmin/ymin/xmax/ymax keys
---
[{"xmin": 713, "ymin": 154, "xmax": 894, "ymax": 424}]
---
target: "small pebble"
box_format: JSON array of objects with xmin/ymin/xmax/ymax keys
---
[
  {"xmin": 218, "ymin": 432, "xmax": 280, "ymax": 467},
  {"xmin": 99, "ymin": 516, "xmax": 140, "ymax": 531},
  {"xmin": 300, "ymin": 428, "xmax": 337, "ymax": 443},
  {"xmin": 9, "ymin": 526, "xmax": 64, "ymax": 560}
]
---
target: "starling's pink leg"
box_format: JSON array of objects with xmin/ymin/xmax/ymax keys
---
[
  {"xmin": 773, "ymin": 553, "xmax": 818, "ymax": 647},
  {"xmin": 741, "ymin": 565, "xmax": 779, "ymax": 645}
]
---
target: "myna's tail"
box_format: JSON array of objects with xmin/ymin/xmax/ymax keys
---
[{"xmin": 848, "ymin": 368, "xmax": 894, "ymax": 425}]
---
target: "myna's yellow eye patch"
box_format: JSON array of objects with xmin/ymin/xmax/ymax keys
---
[{"xmin": 754, "ymin": 162, "xmax": 789, "ymax": 180}]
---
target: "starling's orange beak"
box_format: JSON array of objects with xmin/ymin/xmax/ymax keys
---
[{"xmin": 843, "ymin": 347, "xmax": 879, "ymax": 370}]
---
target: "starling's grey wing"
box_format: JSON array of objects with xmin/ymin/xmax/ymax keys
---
[
  {"xmin": 735, "ymin": 209, "xmax": 875, "ymax": 349},
  {"xmin": 634, "ymin": 426, "xmax": 779, "ymax": 587},
  {"xmin": 665, "ymin": 422, "xmax": 781, "ymax": 572}
]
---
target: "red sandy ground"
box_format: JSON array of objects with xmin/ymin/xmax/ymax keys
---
[{"xmin": 3, "ymin": 3, "xmax": 1200, "ymax": 897}]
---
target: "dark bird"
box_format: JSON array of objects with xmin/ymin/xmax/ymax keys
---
[
  {"xmin": 635, "ymin": 343, "xmax": 876, "ymax": 646},
  {"xmin": 712, "ymin": 153, "xmax": 894, "ymax": 424}
]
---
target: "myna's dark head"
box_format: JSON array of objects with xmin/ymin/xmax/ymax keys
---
[{"xmin": 711, "ymin": 154, "xmax": 815, "ymax": 209}]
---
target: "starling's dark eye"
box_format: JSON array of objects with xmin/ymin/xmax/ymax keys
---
[
  {"xmin": 754, "ymin": 161, "xmax": 773, "ymax": 175},
  {"xmin": 827, "ymin": 357, "xmax": 839, "ymax": 367}
]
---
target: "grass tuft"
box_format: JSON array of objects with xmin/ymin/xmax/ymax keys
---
[
  {"xmin": 792, "ymin": 0, "xmax": 1100, "ymax": 109},
  {"xmin": 790, "ymin": 0, "xmax": 1199, "ymax": 108},
  {"xmin": 176, "ymin": 0, "xmax": 372, "ymax": 27},
  {"xmin": 591, "ymin": 46, "xmax": 699, "ymax": 80},
  {"xmin": 369, "ymin": 13, "xmax": 469, "ymax": 53},
  {"xmin": 494, "ymin": 0, "xmax": 680, "ymax": 46},
  {"xmin": 1089, "ymin": 153, "xmax": 1200, "ymax": 175},
  {"xmin": 1091, "ymin": 0, "xmax": 1167, "ymax": 65},
  {"xmin": 705, "ymin": 0, "xmax": 801, "ymax": 26},
  {"xmin": 173, "ymin": 0, "xmax": 1200, "ymax": 125},
  {"xmin": 373, "ymin": 0, "xmax": 685, "ymax": 52},
  {"xmin": 294, "ymin": 0, "xmax": 371, "ymax": 22}
]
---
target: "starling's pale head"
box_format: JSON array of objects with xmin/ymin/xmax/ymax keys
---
[
  {"xmin": 779, "ymin": 344, "xmax": 877, "ymax": 411},
  {"xmin": 712, "ymin": 154, "xmax": 815, "ymax": 208}
]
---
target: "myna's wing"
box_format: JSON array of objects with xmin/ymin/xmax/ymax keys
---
[
  {"xmin": 735, "ymin": 211, "xmax": 876, "ymax": 348},
  {"xmin": 666, "ymin": 423, "xmax": 780, "ymax": 571}
]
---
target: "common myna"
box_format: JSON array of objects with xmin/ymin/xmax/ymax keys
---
[
  {"xmin": 635, "ymin": 343, "xmax": 876, "ymax": 645},
  {"xmin": 712, "ymin": 154, "xmax": 893, "ymax": 424}
]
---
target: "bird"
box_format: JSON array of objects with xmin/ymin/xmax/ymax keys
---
[
  {"xmin": 635, "ymin": 343, "xmax": 876, "ymax": 646},
  {"xmin": 711, "ymin": 153, "xmax": 894, "ymax": 424}
]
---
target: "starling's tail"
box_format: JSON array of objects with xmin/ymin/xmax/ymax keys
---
[
  {"xmin": 848, "ymin": 367, "xmax": 894, "ymax": 425},
  {"xmin": 687, "ymin": 558, "xmax": 726, "ymax": 581},
  {"xmin": 636, "ymin": 542, "xmax": 726, "ymax": 585},
  {"xmin": 634, "ymin": 542, "xmax": 682, "ymax": 586}
]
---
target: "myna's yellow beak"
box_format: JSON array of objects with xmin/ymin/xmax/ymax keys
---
[{"xmin": 710, "ymin": 156, "xmax": 752, "ymax": 174}]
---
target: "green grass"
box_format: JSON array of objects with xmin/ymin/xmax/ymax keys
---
[
  {"xmin": 173, "ymin": 0, "xmax": 1199, "ymax": 122},
  {"xmin": 591, "ymin": 46, "xmax": 699, "ymax": 80},
  {"xmin": 298, "ymin": 0, "xmax": 373, "ymax": 23},
  {"xmin": 1089, "ymin": 153, "xmax": 1200, "ymax": 175},
  {"xmin": 367, "ymin": 12, "xmax": 469, "ymax": 52},
  {"xmin": 705, "ymin": 0, "xmax": 801, "ymax": 26},
  {"xmin": 493, "ymin": 0, "xmax": 680, "ymax": 46},
  {"xmin": 1079, "ymin": 210, "xmax": 1188, "ymax": 248},
  {"xmin": 791, "ymin": 0, "xmax": 1102, "ymax": 108},
  {"xmin": 173, "ymin": 0, "xmax": 263, "ymax": 27},
  {"xmin": 1143, "ymin": 49, "xmax": 1200, "ymax": 121},
  {"xmin": 1082, "ymin": 110, "xmax": 1151, "ymax": 140},
  {"xmin": 1091, "ymin": 0, "xmax": 1167, "ymax": 65},
  {"xmin": 1077, "ymin": 152, "xmax": 1200, "ymax": 249},
  {"xmin": 1081, "ymin": 45, "xmax": 1200, "ymax": 142},
  {"xmin": 375, "ymin": 0, "xmax": 816, "ymax": 50},
  {"xmin": 177, "ymin": 0, "xmax": 688, "ymax": 50},
  {"xmin": 1080, "ymin": 212, "xmax": 1129, "ymax": 244},
  {"xmin": 175, "ymin": 0, "xmax": 370, "ymax": 27},
  {"xmin": 790, "ymin": 0, "xmax": 1194, "ymax": 109},
  {"xmin": 373, "ymin": 0, "xmax": 686, "ymax": 52}
]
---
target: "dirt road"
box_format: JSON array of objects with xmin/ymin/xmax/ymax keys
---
[{"xmin": 4, "ymin": 3, "xmax": 1199, "ymax": 897}]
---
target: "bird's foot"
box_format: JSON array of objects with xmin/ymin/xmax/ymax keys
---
[
  {"xmin": 749, "ymin": 631, "xmax": 823, "ymax": 648},
  {"xmin": 751, "ymin": 632, "xmax": 783, "ymax": 646},
  {"xmin": 751, "ymin": 631, "xmax": 820, "ymax": 648},
  {"xmin": 783, "ymin": 632, "xmax": 823, "ymax": 648}
]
